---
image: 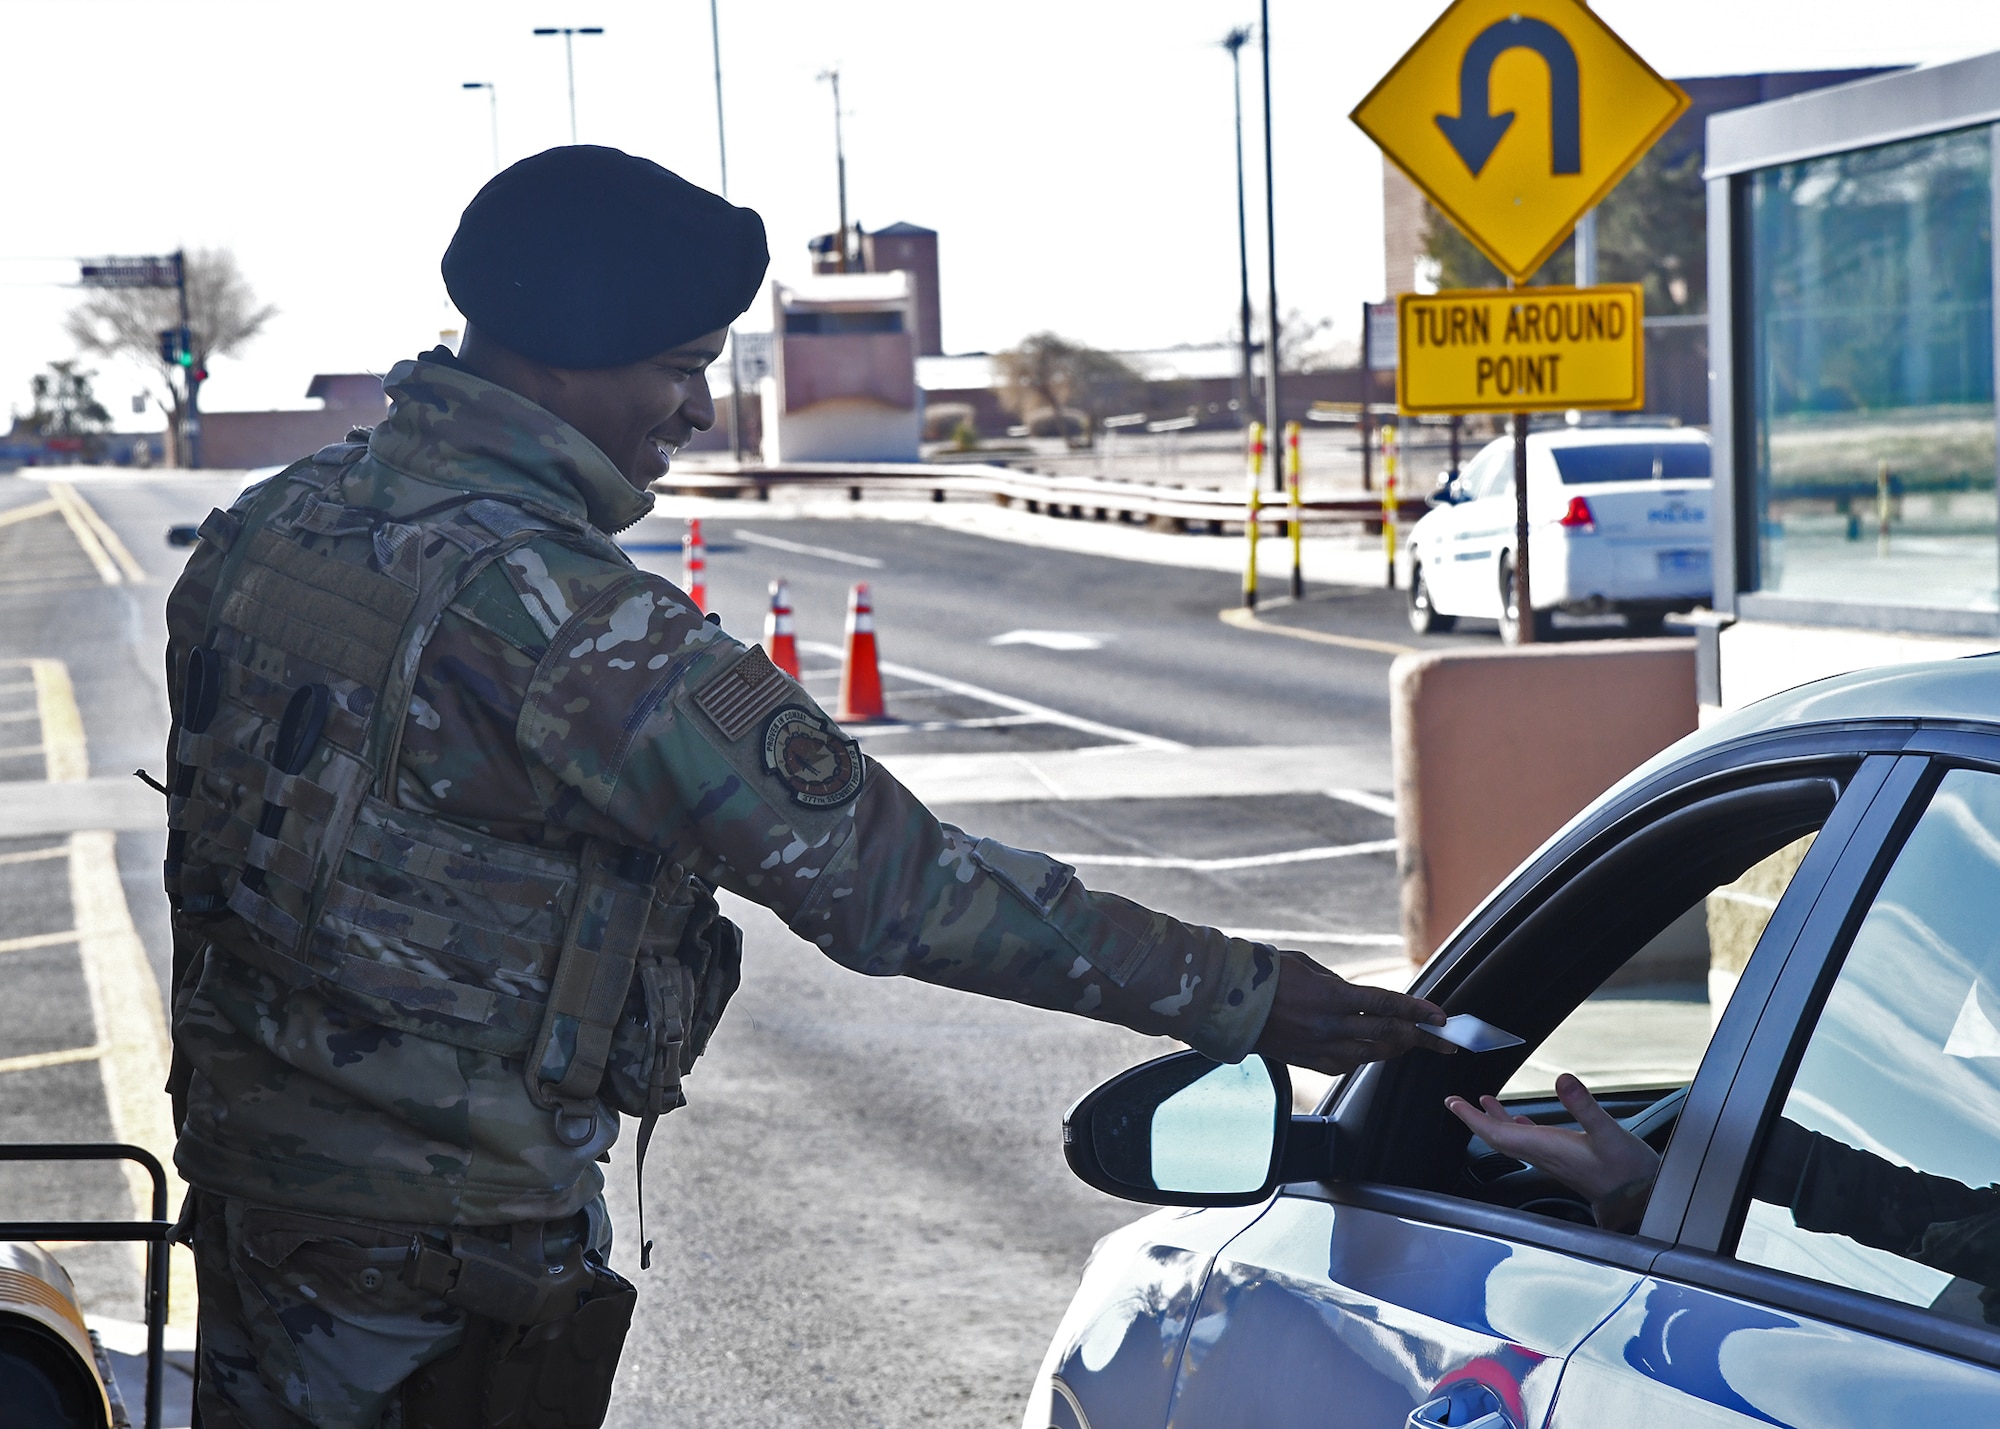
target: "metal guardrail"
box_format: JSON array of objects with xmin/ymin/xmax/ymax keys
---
[{"xmin": 656, "ymin": 462, "xmax": 1431, "ymax": 528}]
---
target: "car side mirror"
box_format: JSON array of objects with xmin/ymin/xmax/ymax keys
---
[
  {"xmin": 1429, "ymin": 471, "xmax": 1460, "ymax": 507},
  {"xmin": 1062, "ymin": 1051, "xmax": 1334, "ymax": 1207},
  {"xmin": 165, "ymin": 525, "xmax": 201, "ymax": 548}
]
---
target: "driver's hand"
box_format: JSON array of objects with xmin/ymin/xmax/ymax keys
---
[
  {"xmin": 1444, "ymin": 1073, "xmax": 1661, "ymax": 1231},
  {"xmin": 1253, "ymin": 948, "xmax": 1448, "ymax": 1076}
]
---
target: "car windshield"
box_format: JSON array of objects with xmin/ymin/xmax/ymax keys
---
[{"xmin": 1551, "ymin": 442, "xmax": 1711, "ymax": 485}]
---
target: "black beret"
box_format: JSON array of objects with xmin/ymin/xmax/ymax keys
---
[{"xmin": 442, "ymin": 145, "xmax": 769, "ymax": 369}]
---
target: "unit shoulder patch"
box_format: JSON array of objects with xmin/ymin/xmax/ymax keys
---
[
  {"xmin": 692, "ymin": 646, "xmax": 790, "ymax": 741},
  {"xmin": 760, "ymin": 704, "xmax": 863, "ymax": 809}
]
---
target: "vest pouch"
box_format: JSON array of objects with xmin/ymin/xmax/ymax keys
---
[
  {"xmin": 601, "ymin": 881, "xmax": 741, "ymax": 1121},
  {"xmin": 525, "ymin": 843, "xmax": 660, "ymax": 1139}
]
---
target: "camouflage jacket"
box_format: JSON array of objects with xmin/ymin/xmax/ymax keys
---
[{"xmin": 164, "ymin": 354, "xmax": 1279, "ymax": 1226}]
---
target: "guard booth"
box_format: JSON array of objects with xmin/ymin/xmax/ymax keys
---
[
  {"xmin": 760, "ymin": 272, "xmax": 921, "ymax": 462},
  {"xmin": 1701, "ymin": 52, "xmax": 2000, "ymax": 715}
]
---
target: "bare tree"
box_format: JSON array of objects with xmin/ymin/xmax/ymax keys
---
[
  {"xmin": 65, "ymin": 247, "xmax": 276, "ymax": 466},
  {"xmin": 995, "ymin": 333, "xmax": 1145, "ymax": 448}
]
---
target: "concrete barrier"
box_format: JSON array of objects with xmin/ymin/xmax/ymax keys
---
[{"xmin": 1391, "ymin": 639, "xmax": 1697, "ymax": 965}]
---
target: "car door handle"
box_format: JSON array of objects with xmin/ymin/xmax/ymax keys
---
[{"xmin": 1408, "ymin": 1390, "xmax": 1515, "ymax": 1429}]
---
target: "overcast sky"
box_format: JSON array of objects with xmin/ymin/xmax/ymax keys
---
[{"xmin": 7, "ymin": 0, "xmax": 2000, "ymax": 426}]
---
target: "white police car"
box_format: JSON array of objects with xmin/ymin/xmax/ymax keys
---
[{"xmin": 1406, "ymin": 426, "xmax": 1711, "ymax": 643}]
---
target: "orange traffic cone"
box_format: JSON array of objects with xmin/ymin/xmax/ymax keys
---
[
  {"xmin": 683, "ymin": 517, "xmax": 707, "ymax": 613},
  {"xmin": 763, "ymin": 578, "xmax": 800, "ymax": 678},
  {"xmin": 836, "ymin": 581, "xmax": 886, "ymax": 722}
]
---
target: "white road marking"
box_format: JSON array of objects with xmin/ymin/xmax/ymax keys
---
[
  {"xmin": 801, "ymin": 641, "xmax": 1183, "ymax": 751},
  {"xmin": 1326, "ymin": 787, "xmax": 1398, "ymax": 818},
  {"xmin": 1051, "ymin": 837, "xmax": 1397, "ymax": 871},
  {"xmin": 732, "ymin": 528, "xmax": 885, "ymax": 568},
  {"xmin": 1225, "ymin": 929, "xmax": 1404, "ymax": 947},
  {"xmin": 988, "ymin": 630, "xmax": 1109, "ymax": 651},
  {"xmin": 849, "ymin": 714, "xmax": 1045, "ymax": 738}
]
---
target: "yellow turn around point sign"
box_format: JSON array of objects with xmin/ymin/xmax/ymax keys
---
[
  {"xmin": 1351, "ymin": 0, "xmax": 1689, "ymax": 281},
  {"xmin": 1396, "ymin": 284, "xmax": 1644, "ymax": 414}
]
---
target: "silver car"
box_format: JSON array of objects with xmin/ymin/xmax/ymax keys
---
[{"xmin": 1030, "ymin": 655, "xmax": 2000, "ymax": 1427}]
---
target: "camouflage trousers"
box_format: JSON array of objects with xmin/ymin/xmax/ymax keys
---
[{"xmin": 184, "ymin": 1190, "xmax": 610, "ymax": 1429}]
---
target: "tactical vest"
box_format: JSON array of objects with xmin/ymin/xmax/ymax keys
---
[{"xmin": 166, "ymin": 442, "xmax": 739, "ymax": 1210}]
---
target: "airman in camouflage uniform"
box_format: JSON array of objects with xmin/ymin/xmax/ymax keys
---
[{"xmin": 164, "ymin": 147, "xmax": 1443, "ymax": 1428}]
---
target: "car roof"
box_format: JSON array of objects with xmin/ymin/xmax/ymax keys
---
[
  {"xmin": 1531, "ymin": 426, "xmax": 1709, "ymax": 450},
  {"xmin": 1614, "ymin": 652, "xmax": 2000, "ymax": 800}
]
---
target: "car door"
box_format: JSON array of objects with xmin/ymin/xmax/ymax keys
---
[
  {"xmin": 1548, "ymin": 746, "xmax": 2000, "ymax": 1424},
  {"xmin": 1157, "ymin": 753, "xmax": 1880, "ymax": 1429}
]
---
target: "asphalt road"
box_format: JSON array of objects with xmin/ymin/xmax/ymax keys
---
[{"xmin": 0, "ymin": 470, "xmax": 1487, "ymax": 1427}]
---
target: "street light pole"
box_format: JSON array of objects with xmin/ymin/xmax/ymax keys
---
[
  {"xmin": 709, "ymin": 0, "xmax": 747, "ymax": 464},
  {"xmin": 817, "ymin": 67, "xmax": 849, "ymax": 272},
  {"xmin": 462, "ymin": 82, "xmax": 499, "ymax": 173},
  {"xmin": 1222, "ymin": 27, "xmax": 1254, "ymax": 430},
  {"xmin": 1258, "ymin": 0, "xmax": 1282, "ymax": 492},
  {"xmin": 533, "ymin": 26, "xmax": 604, "ymax": 144}
]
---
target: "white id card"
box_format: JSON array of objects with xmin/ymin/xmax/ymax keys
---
[{"xmin": 1430, "ymin": 1015, "xmax": 1526, "ymax": 1054}]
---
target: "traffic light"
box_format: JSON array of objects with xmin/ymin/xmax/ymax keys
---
[
  {"xmin": 156, "ymin": 326, "xmax": 194, "ymax": 368},
  {"xmin": 189, "ymin": 365, "xmax": 208, "ymax": 384}
]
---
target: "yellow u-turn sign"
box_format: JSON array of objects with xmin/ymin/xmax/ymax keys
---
[{"xmin": 1395, "ymin": 284, "xmax": 1644, "ymax": 413}]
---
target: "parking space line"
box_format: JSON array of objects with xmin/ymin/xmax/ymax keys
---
[
  {"xmin": 731, "ymin": 528, "xmax": 885, "ymax": 568},
  {"xmin": 1052, "ymin": 837, "xmax": 1398, "ymax": 872},
  {"xmin": 0, "ymin": 498, "xmax": 60, "ymax": 531},
  {"xmin": 0, "ymin": 1043, "xmax": 105, "ymax": 1075},
  {"xmin": 0, "ymin": 929, "xmax": 80, "ymax": 954},
  {"xmin": 1326, "ymin": 788, "xmax": 1398, "ymax": 818},
  {"xmin": 801, "ymin": 641, "xmax": 1184, "ymax": 751},
  {"xmin": 0, "ymin": 844, "xmax": 71, "ymax": 866}
]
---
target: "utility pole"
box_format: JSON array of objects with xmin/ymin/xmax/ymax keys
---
[
  {"xmin": 817, "ymin": 67, "xmax": 849, "ymax": 272},
  {"xmin": 462, "ymin": 82, "xmax": 499, "ymax": 173},
  {"xmin": 533, "ymin": 26, "xmax": 603, "ymax": 144},
  {"xmin": 1222, "ymin": 27, "xmax": 1255, "ymax": 429},
  {"xmin": 1258, "ymin": 1, "xmax": 1282, "ymax": 492},
  {"xmin": 709, "ymin": 0, "xmax": 747, "ymax": 464}
]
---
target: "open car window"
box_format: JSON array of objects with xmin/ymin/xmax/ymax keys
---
[
  {"xmin": 1503, "ymin": 833, "xmax": 1818, "ymax": 1099},
  {"xmin": 1341, "ymin": 770, "xmax": 1851, "ymax": 1216}
]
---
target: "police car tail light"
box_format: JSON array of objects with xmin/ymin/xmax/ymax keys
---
[{"xmin": 1558, "ymin": 496, "xmax": 1596, "ymax": 531}]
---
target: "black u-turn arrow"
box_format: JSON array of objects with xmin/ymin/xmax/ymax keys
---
[{"xmin": 1435, "ymin": 16, "xmax": 1580, "ymax": 177}]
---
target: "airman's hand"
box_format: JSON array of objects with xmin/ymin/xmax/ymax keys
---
[
  {"xmin": 1445, "ymin": 1073, "xmax": 1661, "ymax": 1231},
  {"xmin": 1254, "ymin": 948, "xmax": 1448, "ymax": 1076}
]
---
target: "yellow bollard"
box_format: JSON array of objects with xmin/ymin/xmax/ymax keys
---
[
  {"xmin": 1381, "ymin": 423, "xmax": 1399, "ymax": 589},
  {"xmin": 1244, "ymin": 422, "xmax": 1265, "ymax": 609},
  {"xmin": 1285, "ymin": 420, "xmax": 1303, "ymax": 600}
]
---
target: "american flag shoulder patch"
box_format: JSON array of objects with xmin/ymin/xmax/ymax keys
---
[{"xmin": 692, "ymin": 646, "xmax": 791, "ymax": 741}]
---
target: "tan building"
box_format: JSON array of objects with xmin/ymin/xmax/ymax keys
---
[{"xmin": 199, "ymin": 374, "xmax": 387, "ymax": 469}]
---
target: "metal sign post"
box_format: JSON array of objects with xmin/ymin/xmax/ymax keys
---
[
  {"xmin": 1244, "ymin": 422, "xmax": 1266, "ymax": 610},
  {"xmin": 1285, "ymin": 420, "xmax": 1304, "ymax": 599}
]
